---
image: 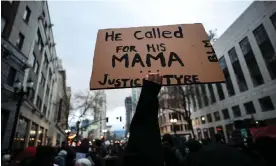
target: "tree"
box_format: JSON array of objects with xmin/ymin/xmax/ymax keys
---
[
  {"xmin": 71, "ymin": 90, "xmax": 105, "ymax": 139},
  {"xmin": 51, "ymin": 93, "xmax": 73, "ymax": 130},
  {"xmin": 208, "ymin": 29, "xmax": 218, "ymax": 43},
  {"xmin": 73, "ymin": 90, "xmax": 105, "ymax": 119},
  {"xmin": 159, "ymin": 85, "xmax": 197, "ymax": 138}
]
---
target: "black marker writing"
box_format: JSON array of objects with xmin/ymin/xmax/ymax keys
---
[
  {"xmin": 98, "ymin": 74, "xmax": 200, "ymax": 87},
  {"xmin": 112, "ymin": 52, "xmax": 184, "ymax": 68}
]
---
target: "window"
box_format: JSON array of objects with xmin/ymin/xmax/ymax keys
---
[
  {"xmin": 36, "ymin": 29, "xmax": 39, "ymax": 43},
  {"xmin": 244, "ymin": 101, "xmax": 256, "ymax": 114},
  {"xmin": 271, "ymin": 12, "xmax": 276, "ymax": 30},
  {"xmin": 13, "ymin": 116, "xmax": 28, "ymax": 150},
  {"xmin": 29, "ymin": 53, "xmax": 35, "ymax": 68},
  {"xmin": 232, "ymin": 105, "xmax": 241, "ymax": 117},
  {"xmin": 43, "ymin": 105, "xmax": 47, "ymax": 115},
  {"xmin": 36, "ymin": 96, "xmax": 42, "ymax": 110},
  {"xmin": 49, "ymin": 70, "xmax": 52, "ymax": 81},
  {"xmin": 195, "ymin": 118, "xmax": 200, "ymax": 125},
  {"xmin": 44, "ymin": 54, "xmax": 48, "ymax": 68},
  {"xmin": 201, "ymin": 116, "xmax": 206, "ymax": 124},
  {"xmin": 222, "ymin": 109, "xmax": 230, "ymax": 119},
  {"xmin": 16, "ymin": 33, "xmax": 25, "ymax": 50},
  {"xmin": 254, "ymin": 24, "xmax": 268, "ymax": 45},
  {"xmin": 40, "ymin": 73, "xmax": 45, "ymax": 87},
  {"xmin": 216, "ymin": 83, "xmax": 225, "ymax": 100},
  {"xmin": 259, "ymin": 96, "xmax": 275, "ymax": 112},
  {"xmin": 239, "ymin": 37, "xmax": 264, "ymax": 86},
  {"xmin": 36, "ymin": 30, "xmax": 43, "ymax": 52},
  {"xmin": 23, "ymin": 6, "xmax": 31, "ymax": 23},
  {"xmin": 46, "ymin": 86, "xmax": 50, "ymax": 97},
  {"xmin": 208, "ymin": 84, "xmax": 216, "ymax": 103},
  {"xmin": 228, "ymin": 47, "xmax": 248, "ymax": 92},
  {"xmin": 29, "ymin": 123, "xmax": 38, "ymax": 147},
  {"xmin": 28, "ymin": 88, "xmax": 35, "ymax": 102},
  {"xmin": 219, "ymin": 57, "xmax": 235, "ymax": 96},
  {"xmin": 1, "ymin": 17, "xmax": 6, "ymax": 34},
  {"xmin": 200, "ymin": 84, "xmax": 209, "ymax": 106},
  {"xmin": 7, "ymin": 67, "xmax": 16, "ymax": 86},
  {"xmin": 207, "ymin": 114, "xmax": 212, "ymax": 123},
  {"xmin": 253, "ymin": 24, "xmax": 276, "ymax": 80},
  {"xmin": 34, "ymin": 61, "xmax": 39, "ymax": 74},
  {"xmin": 171, "ymin": 112, "xmax": 178, "ymax": 120},
  {"xmin": 214, "ymin": 111, "xmax": 220, "ymax": 121}
]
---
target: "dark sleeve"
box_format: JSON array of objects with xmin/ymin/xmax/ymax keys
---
[{"xmin": 124, "ymin": 80, "xmax": 163, "ymax": 166}]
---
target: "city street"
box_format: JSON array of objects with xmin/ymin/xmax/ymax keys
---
[{"xmin": 1, "ymin": 1, "xmax": 276, "ymax": 166}]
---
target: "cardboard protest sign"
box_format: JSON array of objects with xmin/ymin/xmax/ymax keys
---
[{"xmin": 90, "ymin": 23, "xmax": 225, "ymax": 90}]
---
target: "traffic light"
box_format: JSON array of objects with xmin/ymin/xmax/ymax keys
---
[
  {"xmin": 106, "ymin": 117, "xmax": 109, "ymax": 122},
  {"xmin": 120, "ymin": 116, "xmax": 122, "ymax": 122}
]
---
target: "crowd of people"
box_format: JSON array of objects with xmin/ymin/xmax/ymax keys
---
[{"xmin": 2, "ymin": 73, "xmax": 276, "ymax": 166}]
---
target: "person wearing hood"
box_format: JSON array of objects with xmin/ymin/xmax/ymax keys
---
[
  {"xmin": 162, "ymin": 133, "xmax": 184, "ymax": 166},
  {"xmin": 54, "ymin": 150, "xmax": 67, "ymax": 166}
]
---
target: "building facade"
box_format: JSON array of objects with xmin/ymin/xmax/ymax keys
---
[
  {"xmin": 125, "ymin": 96, "xmax": 132, "ymax": 137},
  {"xmin": 189, "ymin": 1, "xmax": 276, "ymax": 141},
  {"xmin": 131, "ymin": 88, "xmax": 141, "ymax": 120},
  {"xmin": 158, "ymin": 87, "xmax": 193, "ymax": 139},
  {"xmin": 1, "ymin": 1, "xmax": 70, "ymax": 150},
  {"xmin": 94, "ymin": 91, "xmax": 107, "ymax": 139}
]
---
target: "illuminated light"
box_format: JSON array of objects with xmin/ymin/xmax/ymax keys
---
[
  {"xmin": 68, "ymin": 134, "xmax": 76, "ymax": 139},
  {"xmin": 30, "ymin": 130, "xmax": 36, "ymax": 134}
]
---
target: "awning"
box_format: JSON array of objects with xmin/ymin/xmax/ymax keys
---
[{"xmin": 250, "ymin": 126, "xmax": 276, "ymax": 139}]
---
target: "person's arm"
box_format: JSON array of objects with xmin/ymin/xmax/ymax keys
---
[{"xmin": 124, "ymin": 74, "xmax": 163, "ymax": 166}]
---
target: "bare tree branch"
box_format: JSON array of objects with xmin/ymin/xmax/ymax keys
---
[
  {"xmin": 72, "ymin": 90, "xmax": 105, "ymax": 120},
  {"xmin": 159, "ymin": 85, "xmax": 196, "ymax": 138}
]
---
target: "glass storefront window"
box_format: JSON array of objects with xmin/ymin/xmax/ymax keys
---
[
  {"xmin": 44, "ymin": 129, "xmax": 48, "ymax": 145},
  {"xmin": 38, "ymin": 127, "xmax": 44, "ymax": 146},
  {"xmin": 29, "ymin": 123, "xmax": 38, "ymax": 147},
  {"xmin": 13, "ymin": 116, "xmax": 28, "ymax": 150}
]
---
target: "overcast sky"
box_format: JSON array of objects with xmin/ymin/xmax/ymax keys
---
[{"xmin": 48, "ymin": 0, "xmax": 253, "ymax": 130}]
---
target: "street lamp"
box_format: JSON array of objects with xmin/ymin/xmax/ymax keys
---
[
  {"xmin": 65, "ymin": 129, "xmax": 71, "ymax": 145},
  {"xmin": 9, "ymin": 79, "xmax": 34, "ymax": 150},
  {"xmin": 170, "ymin": 119, "xmax": 178, "ymax": 136}
]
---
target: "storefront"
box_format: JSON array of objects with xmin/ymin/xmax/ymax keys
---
[
  {"xmin": 208, "ymin": 127, "xmax": 215, "ymax": 141},
  {"xmin": 37, "ymin": 127, "xmax": 44, "ymax": 146},
  {"xmin": 12, "ymin": 116, "xmax": 29, "ymax": 150},
  {"xmin": 203, "ymin": 128, "xmax": 209, "ymax": 139},
  {"xmin": 1, "ymin": 109, "xmax": 10, "ymax": 142},
  {"xmin": 196, "ymin": 128, "xmax": 202, "ymax": 139},
  {"xmin": 29, "ymin": 122, "xmax": 38, "ymax": 147},
  {"xmin": 11, "ymin": 115, "xmax": 48, "ymax": 149}
]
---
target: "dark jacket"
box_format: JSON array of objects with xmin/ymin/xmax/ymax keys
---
[{"xmin": 123, "ymin": 80, "xmax": 163, "ymax": 166}]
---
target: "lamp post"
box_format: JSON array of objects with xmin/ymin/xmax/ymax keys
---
[
  {"xmin": 9, "ymin": 79, "xmax": 34, "ymax": 150},
  {"xmin": 65, "ymin": 129, "xmax": 71, "ymax": 145},
  {"xmin": 170, "ymin": 119, "xmax": 178, "ymax": 136}
]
